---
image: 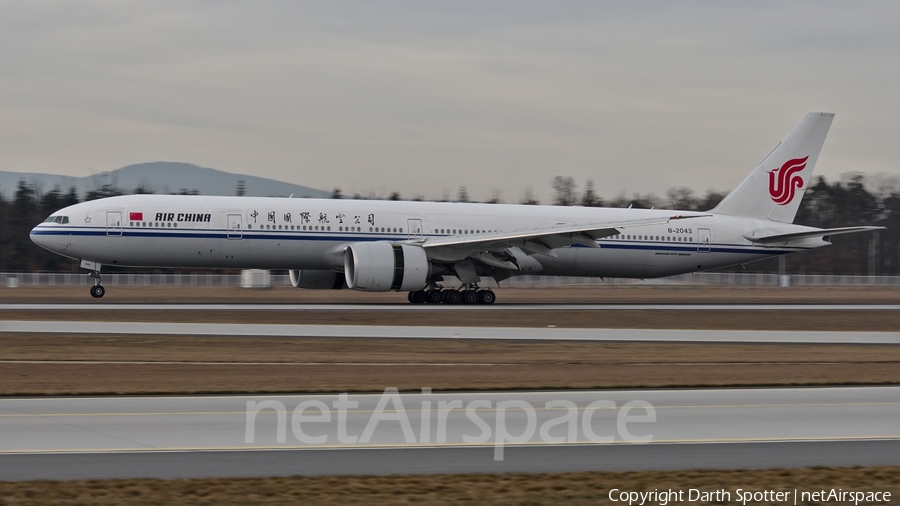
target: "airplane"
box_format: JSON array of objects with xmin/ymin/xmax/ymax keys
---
[{"xmin": 31, "ymin": 112, "xmax": 883, "ymax": 303}]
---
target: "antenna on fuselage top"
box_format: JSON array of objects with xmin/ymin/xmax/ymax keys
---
[{"xmin": 288, "ymin": 193, "xmax": 294, "ymax": 199}]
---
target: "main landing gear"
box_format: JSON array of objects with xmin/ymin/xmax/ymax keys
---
[
  {"xmin": 89, "ymin": 271, "xmax": 105, "ymax": 298},
  {"xmin": 407, "ymin": 286, "xmax": 495, "ymax": 305}
]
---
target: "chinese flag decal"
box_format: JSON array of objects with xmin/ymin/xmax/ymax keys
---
[{"xmin": 129, "ymin": 212, "xmax": 143, "ymax": 221}]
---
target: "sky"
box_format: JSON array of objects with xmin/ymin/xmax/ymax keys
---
[{"xmin": 1, "ymin": 1, "xmax": 898, "ymax": 203}]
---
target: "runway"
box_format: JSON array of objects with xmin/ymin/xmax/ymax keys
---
[
  {"xmin": 1, "ymin": 387, "xmax": 897, "ymax": 479},
  {"xmin": 2, "ymin": 320, "xmax": 898, "ymax": 343},
  {"xmin": 3, "ymin": 441, "xmax": 899, "ymax": 481},
  {"xmin": 2, "ymin": 303, "xmax": 899, "ymax": 311}
]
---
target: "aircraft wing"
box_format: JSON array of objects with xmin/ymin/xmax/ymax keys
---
[
  {"xmin": 414, "ymin": 214, "xmax": 708, "ymax": 262},
  {"xmin": 743, "ymin": 226, "xmax": 885, "ymax": 244}
]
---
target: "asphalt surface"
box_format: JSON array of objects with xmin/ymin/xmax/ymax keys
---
[
  {"xmin": 2, "ymin": 303, "xmax": 899, "ymax": 311},
  {"xmin": 1, "ymin": 387, "xmax": 897, "ymax": 480},
  {"xmin": 2, "ymin": 320, "xmax": 898, "ymax": 343},
  {"xmin": 3, "ymin": 441, "xmax": 899, "ymax": 481}
]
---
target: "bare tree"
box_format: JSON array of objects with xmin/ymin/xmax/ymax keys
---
[
  {"xmin": 551, "ymin": 176, "xmax": 578, "ymax": 206},
  {"xmin": 520, "ymin": 186, "xmax": 539, "ymax": 205},
  {"xmin": 581, "ymin": 179, "xmax": 601, "ymax": 207},
  {"xmin": 665, "ymin": 186, "xmax": 699, "ymax": 210},
  {"xmin": 698, "ymin": 190, "xmax": 727, "ymax": 210}
]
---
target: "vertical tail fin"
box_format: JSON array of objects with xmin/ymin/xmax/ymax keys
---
[{"xmin": 712, "ymin": 112, "xmax": 834, "ymax": 223}]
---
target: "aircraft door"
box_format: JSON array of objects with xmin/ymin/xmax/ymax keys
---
[
  {"xmin": 227, "ymin": 214, "xmax": 243, "ymax": 239},
  {"xmin": 106, "ymin": 211, "xmax": 122, "ymax": 237},
  {"xmin": 697, "ymin": 228, "xmax": 711, "ymax": 253},
  {"xmin": 407, "ymin": 219, "xmax": 423, "ymax": 239}
]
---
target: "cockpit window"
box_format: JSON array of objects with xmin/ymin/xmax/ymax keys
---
[{"xmin": 43, "ymin": 216, "xmax": 69, "ymax": 224}]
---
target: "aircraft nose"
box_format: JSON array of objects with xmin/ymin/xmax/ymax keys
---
[{"xmin": 30, "ymin": 226, "xmax": 48, "ymax": 249}]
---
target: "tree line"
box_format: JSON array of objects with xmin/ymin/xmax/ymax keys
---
[{"xmin": 1, "ymin": 174, "xmax": 898, "ymax": 275}]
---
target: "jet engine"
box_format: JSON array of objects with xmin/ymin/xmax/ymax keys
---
[
  {"xmin": 289, "ymin": 269, "xmax": 346, "ymax": 290},
  {"xmin": 344, "ymin": 242, "xmax": 429, "ymax": 292}
]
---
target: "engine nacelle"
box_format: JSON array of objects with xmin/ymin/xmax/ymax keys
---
[
  {"xmin": 289, "ymin": 269, "xmax": 346, "ymax": 290},
  {"xmin": 344, "ymin": 242, "xmax": 429, "ymax": 292}
]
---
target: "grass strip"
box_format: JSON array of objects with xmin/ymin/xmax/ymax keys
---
[
  {"xmin": 0, "ymin": 337, "xmax": 897, "ymax": 395},
  {"xmin": 0, "ymin": 467, "xmax": 897, "ymax": 505}
]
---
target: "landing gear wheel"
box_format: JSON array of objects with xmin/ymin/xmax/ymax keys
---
[
  {"xmin": 462, "ymin": 290, "xmax": 479, "ymax": 305},
  {"xmin": 425, "ymin": 289, "xmax": 443, "ymax": 304},
  {"xmin": 90, "ymin": 285, "xmax": 106, "ymax": 298},
  {"xmin": 443, "ymin": 290, "xmax": 462, "ymax": 305},
  {"xmin": 477, "ymin": 290, "xmax": 495, "ymax": 305},
  {"xmin": 409, "ymin": 290, "xmax": 427, "ymax": 304}
]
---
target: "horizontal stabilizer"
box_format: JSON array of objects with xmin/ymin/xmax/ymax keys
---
[{"xmin": 744, "ymin": 226, "xmax": 885, "ymax": 244}]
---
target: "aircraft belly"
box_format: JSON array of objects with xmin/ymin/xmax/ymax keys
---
[
  {"xmin": 537, "ymin": 247, "xmax": 651, "ymax": 278},
  {"xmin": 643, "ymin": 249, "xmax": 700, "ymax": 277}
]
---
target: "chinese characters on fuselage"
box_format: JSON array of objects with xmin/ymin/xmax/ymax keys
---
[{"xmin": 246, "ymin": 211, "xmax": 375, "ymax": 228}]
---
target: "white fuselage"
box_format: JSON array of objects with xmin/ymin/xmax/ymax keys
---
[{"xmin": 30, "ymin": 194, "xmax": 827, "ymax": 279}]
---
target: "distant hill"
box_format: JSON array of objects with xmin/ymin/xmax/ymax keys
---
[{"xmin": 0, "ymin": 162, "xmax": 330, "ymax": 200}]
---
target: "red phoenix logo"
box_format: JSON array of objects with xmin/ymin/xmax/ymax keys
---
[{"xmin": 768, "ymin": 156, "xmax": 807, "ymax": 205}]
